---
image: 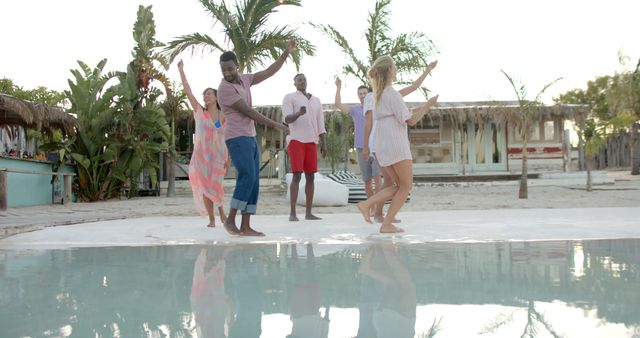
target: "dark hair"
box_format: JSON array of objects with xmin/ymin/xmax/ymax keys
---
[
  {"xmin": 202, "ymin": 87, "xmax": 220, "ymax": 110},
  {"xmin": 293, "ymin": 73, "xmax": 305, "ymax": 81},
  {"xmin": 219, "ymin": 51, "xmax": 238, "ymax": 66},
  {"xmin": 357, "ymin": 85, "xmax": 371, "ymax": 92}
]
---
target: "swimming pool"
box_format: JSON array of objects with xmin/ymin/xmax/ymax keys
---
[{"xmin": 1, "ymin": 239, "xmax": 638, "ymax": 337}]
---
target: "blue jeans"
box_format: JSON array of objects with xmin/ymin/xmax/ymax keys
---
[{"xmin": 226, "ymin": 136, "xmax": 260, "ymax": 214}]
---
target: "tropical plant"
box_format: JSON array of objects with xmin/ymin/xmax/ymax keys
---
[
  {"xmin": 40, "ymin": 59, "xmax": 120, "ymax": 201},
  {"xmin": 164, "ymin": 0, "xmax": 315, "ymax": 72},
  {"xmin": 313, "ymin": 0, "xmax": 436, "ymax": 94},
  {"xmin": 43, "ymin": 6, "xmax": 171, "ymax": 201},
  {"xmin": 324, "ymin": 110, "xmax": 352, "ymax": 172},
  {"xmin": 574, "ymin": 113, "xmax": 635, "ymax": 191},
  {"xmin": 161, "ymin": 85, "xmax": 190, "ymax": 197},
  {"xmin": 606, "ymin": 55, "xmax": 640, "ymax": 175},
  {"xmin": 501, "ymin": 70, "xmax": 561, "ymax": 199}
]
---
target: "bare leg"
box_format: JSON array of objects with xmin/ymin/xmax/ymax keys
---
[
  {"xmin": 239, "ymin": 213, "xmax": 265, "ymax": 236},
  {"xmin": 289, "ymin": 173, "xmax": 302, "ymax": 221},
  {"xmin": 364, "ymin": 179, "xmax": 374, "ymax": 216},
  {"xmin": 305, "ymin": 172, "xmax": 321, "ymax": 220},
  {"xmin": 218, "ymin": 205, "xmax": 227, "ymax": 224},
  {"xmin": 374, "ymin": 168, "xmax": 401, "ymax": 224},
  {"xmin": 223, "ymin": 207, "xmax": 240, "ymax": 235},
  {"xmin": 203, "ymin": 195, "xmax": 216, "ymax": 227},
  {"xmin": 371, "ymin": 175, "xmax": 384, "ymax": 221},
  {"xmin": 356, "ymin": 184, "xmax": 399, "ymax": 224},
  {"xmin": 379, "ymin": 160, "xmax": 413, "ymax": 233}
]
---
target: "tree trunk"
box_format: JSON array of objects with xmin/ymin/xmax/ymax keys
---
[
  {"xmin": 166, "ymin": 118, "xmax": 176, "ymax": 198},
  {"xmin": 518, "ymin": 127, "xmax": 529, "ymax": 199},
  {"xmin": 631, "ymin": 122, "xmax": 640, "ymax": 175},
  {"xmin": 577, "ymin": 119, "xmax": 586, "ymax": 171},
  {"xmin": 586, "ymin": 153, "xmax": 593, "ymax": 192}
]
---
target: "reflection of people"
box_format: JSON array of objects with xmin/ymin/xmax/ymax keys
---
[
  {"xmin": 190, "ymin": 248, "xmax": 230, "ymax": 338},
  {"xmin": 225, "ymin": 246, "xmax": 264, "ymax": 338},
  {"xmin": 364, "ymin": 61, "xmax": 438, "ymax": 223},
  {"xmin": 178, "ymin": 60, "xmax": 229, "ymax": 228},
  {"xmin": 334, "ymin": 78, "xmax": 382, "ymax": 216},
  {"xmin": 287, "ymin": 243, "xmax": 330, "ymax": 338},
  {"xmin": 356, "ymin": 56, "xmax": 439, "ymax": 233},
  {"xmin": 282, "ymin": 73, "xmax": 327, "ymax": 222},
  {"xmin": 217, "ymin": 39, "xmax": 294, "ymax": 236},
  {"xmin": 357, "ymin": 243, "xmax": 416, "ymax": 338}
]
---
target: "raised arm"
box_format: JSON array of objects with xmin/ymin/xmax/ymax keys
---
[
  {"xmin": 177, "ymin": 60, "xmax": 202, "ymax": 111},
  {"xmin": 398, "ymin": 60, "xmax": 437, "ymax": 97},
  {"xmin": 362, "ymin": 94, "xmax": 374, "ymax": 160},
  {"xmin": 252, "ymin": 38, "xmax": 297, "ymax": 86},
  {"xmin": 230, "ymin": 98, "xmax": 289, "ymax": 133},
  {"xmin": 406, "ymin": 95, "xmax": 439, "ymax": 126},
  {"xmin": 334, "ymin": 77, "xmax": 350, "ymax": 113}
]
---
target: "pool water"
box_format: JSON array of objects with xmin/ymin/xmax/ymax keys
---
[{"xmin": 0, "ymin": 239, "xmax": 639, "ymax": 337}]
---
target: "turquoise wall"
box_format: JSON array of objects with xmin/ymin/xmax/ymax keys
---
[{"xmin": 0, "ymin": 157, "xmax": 75, "ymax": 207}]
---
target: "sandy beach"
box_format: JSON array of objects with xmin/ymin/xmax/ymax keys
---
[{"xmin": 1, "ymin": 169, "xmax": 638, "ymax": 238}]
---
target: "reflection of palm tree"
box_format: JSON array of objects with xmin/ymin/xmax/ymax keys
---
[{"xmin": 479, "ymin": 299, "xmax": 563, "ymax": 338}]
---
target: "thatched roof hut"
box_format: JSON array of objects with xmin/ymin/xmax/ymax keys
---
[
  {"xmin": 0, "ymin": 94, "xmax": 78, "ymax": 136},
  {"xmin": 255, "ymin": 101, "xmax": 588, "ymax": 128},
  {"xmin": 406, "ymin": 101, "xmax": 588, "ymax": 127}
]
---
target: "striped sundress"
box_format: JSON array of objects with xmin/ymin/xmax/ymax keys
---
[{"xmin": 188, "ymin": 106, "xmax": 227, "ymax": 216}]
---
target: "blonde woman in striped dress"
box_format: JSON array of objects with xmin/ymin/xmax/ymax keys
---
[{"xmin": 356, "ymin": 55, "xmax": 438, "ymax": 233}]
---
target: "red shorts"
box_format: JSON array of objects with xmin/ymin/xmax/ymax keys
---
[{"xmin": 288, "ymin": 140, "xmax": 318, "ymax": 173}]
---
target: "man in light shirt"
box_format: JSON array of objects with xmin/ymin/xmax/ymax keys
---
[
  {"xmin": 334, "ymin": 78, "xmax": 382, "ymax": 216},
  {"xmin": 282, "ymin": 73, "xmax": 327, "ymax": 221}
]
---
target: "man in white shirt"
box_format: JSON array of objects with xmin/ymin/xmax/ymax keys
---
[{"xmin": 282, "ymin": 73, "xmax": 327, "ymax": 221}]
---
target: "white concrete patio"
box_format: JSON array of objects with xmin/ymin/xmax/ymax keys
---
[{"xmin": 1, "ymin": 207, "xmax": 638, "ymax": 250}]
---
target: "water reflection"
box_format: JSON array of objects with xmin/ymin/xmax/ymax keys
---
[
  {"xmin": 0, "ymin": 239, "xmax": 638, "ymax": 337},
  {"xmin": 357, "ymin": 243, "xmax": 418, "ymax": 338}
]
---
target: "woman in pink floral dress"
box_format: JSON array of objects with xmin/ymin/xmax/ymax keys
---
[{"xmin": 178, "ymin": 60, "xmax": 229, "ymax": 227}]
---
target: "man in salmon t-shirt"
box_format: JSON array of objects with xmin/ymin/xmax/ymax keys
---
[{"xmin": 217, "ymin": 38, "xmax": 295, "ymax": 236}]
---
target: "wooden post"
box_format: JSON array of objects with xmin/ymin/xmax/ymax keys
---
[
  {"xmin": 63, "ymin": 174, "xmax": 72, "ymax": 205},
  {"xmin": 0, "ymin": 170, "xmax": 7, "ymax": 211}
]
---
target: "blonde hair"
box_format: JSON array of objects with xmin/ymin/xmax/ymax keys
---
[{"xmin": 367, "ymin": 55, "xmax": 394, "ymax": 104}]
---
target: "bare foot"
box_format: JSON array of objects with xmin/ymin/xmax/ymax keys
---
[
  {"xmin": 356, "ymin": 202, "xmax": 372, "ymax": 224},
  {"xmin": 374, "ymin": 214, "xmax": 401, "ymax": 223},
  {"xmin": 207, "ymin": 222, "xmax": 216, "ymax": 228},
  {"xmin": 379, "ymin": 224, "xmax": 404, "ymax": 233},
  {"xmin": 305, "ymin": 214, "xmax": 322, "ymax": 220},
  {"xmin": 289, "ymin": 214, "xmax": 299, "ymax": 222},
  {"xmin": 240, "ymin": 227, "xmax": 265, "ymax": 237},
  {"xmin": 219, "ymin": 215, "xmax": 227, "ymax": 224},
  {"xmin": 223, "ymin": 221, "xmax": 240, "ymax": 235}
]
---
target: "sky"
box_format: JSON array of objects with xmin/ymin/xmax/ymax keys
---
[{"xmin": 2, "ymin": 0, "xmax": 640, "ymax": 107}]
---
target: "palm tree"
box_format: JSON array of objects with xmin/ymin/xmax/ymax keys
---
[
  {"xmin": 313, "ymin": 0, "xmax": 436, "ymax": 91},
  {"xmin": 161, "ymin": 85, "xmax": 189, "ymax": 197},
  {"xmin": 501, "ymin": 70, "xmax": 561, "ymax": 199},
  {"xmin": 164, "ymin": 0, "xmax": 315, "ymax": 72}
]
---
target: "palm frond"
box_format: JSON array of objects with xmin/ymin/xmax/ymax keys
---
[
  {"xmin": 163, "ymin": 33, "xmax": 224, "ymax": 64},
  {"xmin": 311, "ymin": 22, "xmax": 368, "ymax": 82},
  {"xmin": 366, "ymin": 0, "xmax": 393, "ymax": 59}
]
